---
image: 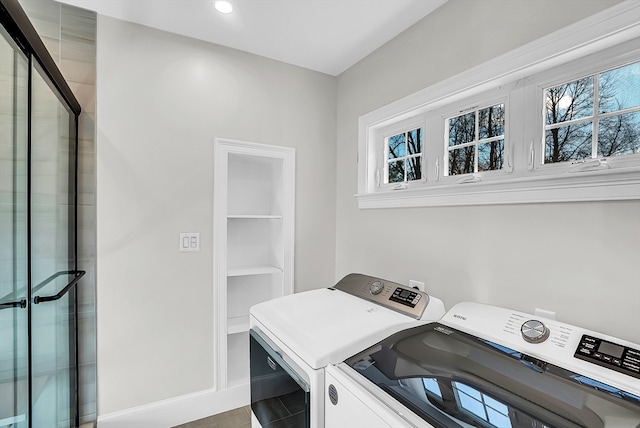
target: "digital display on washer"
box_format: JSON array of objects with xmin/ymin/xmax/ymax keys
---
[{"xmin": 598, "ymin": 341, "xmax": 624, "ymax": 359}]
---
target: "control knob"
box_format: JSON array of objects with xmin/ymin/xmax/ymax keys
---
[
  {"xmin": 369, "ymin": 280, "xmax": 385, "ymax": 295},
  {"xmin": 521, "ymin": 320, "xmax": 549, "ymax": 343}
]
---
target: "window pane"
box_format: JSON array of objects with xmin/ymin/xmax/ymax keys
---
[
  {"xmin": 388, "ymin": 159, "xmax": 404, "ymax": 183},
  {"xmin": 455, "ymin": 382, "xmax": 482, "ymax": 400},
  {"xmin": 479, "ymin": 104, "xmax": 505, "ymax": 139},
  {"xmin": 407, "ymin": 128, "xmax": 422, "ymax": 154},
  {"xmin": 598, "ymin": 111, "xmax": 640, "ymax": 157},
  {"xmin": 484, "ymin": 395, "xmax": 509, "ymax": 416},
  {"xmin": 388, "ymin": 133, "xmax": 405, "ymax": 159},
  {"xmin": 449, "ymin": 112, "xmax": 475, "ymax": 146},
  {"xmin": 457, "ymin": 392, "xmax": 485, "ymax": 419},
  {"xmin": 478, "ymin": 140, "xmax": 504, "ymax": 171},
  {"xmin": 422, "ymin": 378, "xmax": 442, "ymax": 399},
  {"xmin": 545, "ymin": 76, "xmax": 594, "ymax": 125},
  {"xmin": 599, "ymin": 62, "xmax": 640, "ymax": 113},
  {"xmin": 449, "ymin": 146, "xmax": 474, "ymax": 175},
  {"xmin": 545, "ymin": 122, "xmax": 592, "ymax": 163},
  {"xmin": 406, "ymin": 155, "xmax": 421, "ymax": 181},
  {"xmin": 487, "ymin": 407, "xmax": 512, "ymax": 428}
]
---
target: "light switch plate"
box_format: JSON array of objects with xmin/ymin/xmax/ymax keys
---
[{"xmin": 179, "ymin": 233, "xmax": 200, "ymax": 252}]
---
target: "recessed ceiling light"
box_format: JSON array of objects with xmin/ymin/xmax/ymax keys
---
[{"xmin": 214, "ymin": 1, "xmax": 233, "ymax": 14}]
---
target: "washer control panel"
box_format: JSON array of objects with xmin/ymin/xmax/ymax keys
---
[
  {"xmin": 333, "ymin": 273, "xmax": 433, "ymax": 319},
  {"xmin": 574, "ymin": 335, "xmax": 640, "ymax": 378}
]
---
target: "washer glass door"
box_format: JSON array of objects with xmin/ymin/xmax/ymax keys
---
[
  {"xmin": 250, "ymin": 329, "xmax": 310, "ymax": 428},
  {"xmin": 346, "ymin": 323, "xmax": 640, "ymax": 428}
]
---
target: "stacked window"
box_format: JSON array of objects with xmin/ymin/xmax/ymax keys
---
[
  {"xmin": 385, "ymin": 128, "xmax": 423, "ymax": 183},
  {"xmin": 544, "ymin": 62, "xmax": 640, "ymax": 163},
  {"xmin": 446, "ymin": 104, "xmax": 505, "ymax": 176}
]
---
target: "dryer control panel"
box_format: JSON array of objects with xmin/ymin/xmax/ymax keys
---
[
  {"xmin": 574, "ymin": 335, "xmax": 640, "ymax": 378},
  {"xmin": 333, "ymin": 273, "xmax": 444, "ymax": 320}
]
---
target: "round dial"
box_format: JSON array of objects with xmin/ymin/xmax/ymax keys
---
[
  {"xmin": 369, "ymin": 280, "xmax": 385, "ymax": 295},
  {"xmin": 521, "ymin": 320, "xmax": 550, "ymax": 343}
]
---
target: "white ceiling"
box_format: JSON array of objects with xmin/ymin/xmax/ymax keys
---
[{"xmin": 55, "ymin": 0, "xmax": 447, "ymax": 76}]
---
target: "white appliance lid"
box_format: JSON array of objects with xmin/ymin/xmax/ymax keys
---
[{"xmin": 250, "ymin": 288, "xmax": 430, "ymax": 369}]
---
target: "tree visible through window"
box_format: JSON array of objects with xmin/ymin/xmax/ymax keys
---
[
  {"xmin": 544, "ymin": 61, "xmax": 640, "ymax": 163},
  {"xmin": 446, "ymin": 104, "xmax": 505, "ymax": 176},
  {"xmin": 386, "ymin": 128, "xmax": 423, "ymax": 183}
]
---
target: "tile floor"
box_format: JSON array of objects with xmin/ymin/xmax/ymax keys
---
[{"xmin": 174, "ymin": 406, "xmax": 251, "ymax": 428}]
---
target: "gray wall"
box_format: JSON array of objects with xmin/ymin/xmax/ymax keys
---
[
  {"xmin": 335, "ymin": 0, "xmax": 640, "ymax": 345},
  {"xmin": 19, "ymin": 0, "xmax": 97, "ymax": 424},
  {"xmin": 95, "ymin": 16, "xmax": 337, "ymax": 414}
]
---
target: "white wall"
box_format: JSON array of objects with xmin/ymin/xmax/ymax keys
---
[
  {"xmin": 95, "ymin": 0, "xmax": 639, "ymax": 420},
  {"xmin": 336, "ymin": 0, "xmax": 640, "ymax": 344},
  {"xmin": 96, "ymin": 16, "xmax": 336, "ymax": 415}
]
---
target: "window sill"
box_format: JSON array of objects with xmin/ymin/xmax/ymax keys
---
[{"xmin": 355, "ymin": 167, "xmax": 640, "ymax": 209}]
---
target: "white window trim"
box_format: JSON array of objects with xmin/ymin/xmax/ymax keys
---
[{"xmin": 356, "ymin": 0, "xmax": 640, "ymax": 209}]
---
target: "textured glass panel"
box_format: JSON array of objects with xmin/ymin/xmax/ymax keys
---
[
  {"xmin": 388, "ymin": 159, "xmax": 404, "ymax": 183},
  {"xmin": 388, "ymin": 133, "xmax": 405, "ymax": 159},
  {"xmin": 407, "ymin": 128, "xmax": 422, "ymax": 154},
  {"xmin": 598, "ymin": 111, "xmax": 640, "ymax": 157},
  {"xmin": 449, "ymin": 112, "xmax": 475, "ymax": 146},
  {"xmin": 479, "ymin": 104, "xmax": 505, "ymax": 139},
  {"xmin": 545, "ymin": 76, "xmax": 594, "ymax": 125},
  {"xmin": 545, "ymin": 122, "xmax": 592, "ymax": 163},
  {"xmin": 599, "ymin": 62, "xmax": 640, "ymax": 113},
  {"xmin": 448, "ymin": 146, "xmax": 475, "ymax": 175},
  {"xmin": 478, "ymin": 140, "xmax": 504, "ymax": 171}
]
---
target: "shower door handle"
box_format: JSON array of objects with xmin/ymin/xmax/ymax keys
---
[
  {"xmin": 0, "ymin": 299, "xmax": 27, "ymax": 310},
  {"xmin": 33, "ymin": 270, "xmax": 86, "ymax": 304}
]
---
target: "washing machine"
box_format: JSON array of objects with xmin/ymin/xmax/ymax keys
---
[
  {"xmin": 248, "ymin": 273, "xmax": 446, "ymax": 428},
  {"xmin": 327, "ymin": 301, "xmax": 640, "ymax": 427}
]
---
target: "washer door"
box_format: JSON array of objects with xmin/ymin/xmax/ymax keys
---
[
  {"xmin": 346, "ymin": 323, "xmax": 640, "ymax": 428},
  {"xmin": 250, "ymin": 329, "xmax": 310, "ymax": 428}
]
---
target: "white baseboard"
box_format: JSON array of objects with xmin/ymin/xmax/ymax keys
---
[{"xmin": 97, "ymin": 384, "xmax": 250, "ymax": 428}]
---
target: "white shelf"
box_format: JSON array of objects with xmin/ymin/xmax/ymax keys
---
[
  {"xmin": 227, "ymin": 265, "xmax": 283, "ymax": 277},
  {"xmin": 227, "ymin": 315, "xmax": 249, "ymax": 334},
  {"xmin": 228, "ymin": 214, "xmax": 283, "ymax": 219}
]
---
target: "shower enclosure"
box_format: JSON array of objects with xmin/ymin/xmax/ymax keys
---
[{"xmin": 1, "ymin": 0, "xmax": 84, "ymax": 426}]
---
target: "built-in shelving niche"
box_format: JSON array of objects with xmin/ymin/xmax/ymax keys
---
[{"xmin": 213, "ymin": 138, "xmax": 295, "ymax": 390}]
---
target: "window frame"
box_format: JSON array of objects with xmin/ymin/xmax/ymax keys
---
[
  {"xmin": 440, "ymin": 94, "xmax": 512, "ymax": 183},
  {"xmin": 444, "ymin": 101, "xmax": 507, "ymax": 178},
  {"xmin": 531, "ymin": 54, "xmax": 640, "ymax": 175},
  {"xmin": 377, "ymin": 115, "xmax": 427, "ymax": 191},
  {"xmin": 356, "ymin": 0, "xmax": 640, "ymax": 209}
]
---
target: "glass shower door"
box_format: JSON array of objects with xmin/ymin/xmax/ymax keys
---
[
  {"xmin": 29, "ymin": 59, "xmax": 79, "ymax": 428},
  {"xmin": 1, "ymin": 11, "xmax": 82, "ymax": 427},
  {"xmin": 0, "ymin": 23, "xmax": 29, "ymax": 428}
]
